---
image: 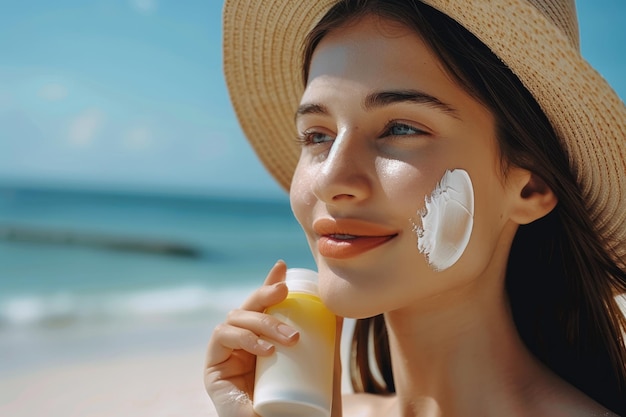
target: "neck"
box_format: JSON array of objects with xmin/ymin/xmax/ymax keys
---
[{"xmin": 384, "ymin": 275, "xmax": 547, "ymax": 417}]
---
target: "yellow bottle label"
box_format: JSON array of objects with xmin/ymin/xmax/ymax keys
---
[{"xmin": 265, "ymin": 292, "xmax": 336, "ymax": 345}]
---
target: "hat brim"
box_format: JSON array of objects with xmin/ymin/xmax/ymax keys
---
[{"xmin": 222, "ymin": 0, "xmax": 626, "ymax": 266}]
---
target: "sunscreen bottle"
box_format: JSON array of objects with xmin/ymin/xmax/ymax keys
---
[{"xmin": 253, "ymin": 268, "xmax": 336, "ymax": 417}]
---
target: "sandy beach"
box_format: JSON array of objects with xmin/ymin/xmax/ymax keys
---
[
  {"xmin": 0, "ymin": 314, "xmax": 355, "ymax": 417},
  {"xmin": 0, "ymin": 315, "xmax": 220, "ymax": 417},
  {"xmin": 0, "ymin": 346, "xmax": 217, "ymax": 417}
]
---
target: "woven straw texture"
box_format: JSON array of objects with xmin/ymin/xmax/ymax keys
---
[{"xmin": 222, "ymin": 0, "xmax": 626, "ymax": 269}]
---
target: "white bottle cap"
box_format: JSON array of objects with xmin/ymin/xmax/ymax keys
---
[{"xmin": 285, "ymin": 268, "xmax": 319, "ymax": 297}]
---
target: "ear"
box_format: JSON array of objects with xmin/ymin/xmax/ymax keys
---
[{"xmin": 508, "ymin": 170, "xmax": 558, "ymax": 225}]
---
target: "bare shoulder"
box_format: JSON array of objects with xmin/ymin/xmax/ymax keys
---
[
  {"xmin": 530, "ymin": 374, "xmax": 620, "ymax": 417},
  {"xmin": 559, "ymin": 401, "xmax": 619, "ymax": 417},
  {"xmin": 342, "ymin": 392, "xmax": 396, "ymax": 417}
]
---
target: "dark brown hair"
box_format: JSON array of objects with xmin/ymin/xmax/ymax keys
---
[{"xmin": 302, "ymin": 0, "xmax": 626, "ymax": 414}]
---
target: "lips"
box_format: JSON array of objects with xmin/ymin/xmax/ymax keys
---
[{"xmin": 313, "ymin": 218, "xmax": 398, "ymax": 259}]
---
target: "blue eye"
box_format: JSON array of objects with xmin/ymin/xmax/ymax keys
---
[
  {"xmin": 299, "ymin": 130, "xmax": 334, "ymax": 145},
  {"xmin": 388, "ymin": 123, "xmax": 419, "ymax": 136},
  {"xmin": 311, "ymin": 132, "xmax": 333, "ymax": 143}
]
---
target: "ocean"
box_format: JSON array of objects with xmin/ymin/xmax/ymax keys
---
[{"xmin": 0, "ymin": 185, "xmax": 315, "ymax": 375}]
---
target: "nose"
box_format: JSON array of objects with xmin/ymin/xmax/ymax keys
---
[{"xmin": 312, "ymin": 130, "xmax": 373, "ymax": 205}]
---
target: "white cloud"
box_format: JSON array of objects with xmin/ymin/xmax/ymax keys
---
[
  {"xmin": 122, "ymin": 125, "xmax": 153, "ymax": 150},
  {"xmin": 39, "ymin": 83, "xmax": 67, "ymax": 101},
  {"xmin": 68, "ymin": 108, "xmax": 105, "ymax": 147},
  {"xmin": 130, "ymin": 0, "xmax": 157, "ymax": 14}
]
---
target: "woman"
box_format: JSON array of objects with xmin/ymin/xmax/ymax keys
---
[{"xmin": 206, "ymin": 0, "xmax": 626, "ymax": 415}]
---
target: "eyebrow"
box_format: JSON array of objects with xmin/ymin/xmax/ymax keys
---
[
  {"xmin": 295, "ymin": 89, "xmax": 460, "ymax": 121},
  {"xmin": 364, "ymin": 90, "xmax": 459, "ymax": 118},
  {"xmin": 295, "ymin": 103, "xmax": 329, "ymax": 119}
]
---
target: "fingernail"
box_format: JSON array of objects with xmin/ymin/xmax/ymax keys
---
[
  {"xmin": 278, "ymin": 324, "xmax": 299, "ymax": 339},
  {"xmin": 256, "ymin": 338, "xmax": 273, "ymax": 352}
]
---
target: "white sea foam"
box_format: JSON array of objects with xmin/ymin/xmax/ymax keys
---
[{"xmin": 0, "ymin": 284, "xmax": 256, "ymax": 328}]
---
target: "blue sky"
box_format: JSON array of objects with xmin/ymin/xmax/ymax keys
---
[{"xmin": 0, "ymin": 0, "xmax": 624, "ymax": 199}]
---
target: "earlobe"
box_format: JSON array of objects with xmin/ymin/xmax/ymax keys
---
[{"xmin": 509, "ymin": 171, "xmax": 558, "ymax": 225}]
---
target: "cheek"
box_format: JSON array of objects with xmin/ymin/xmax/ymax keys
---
[
  {"xmin": 377, "ymin": 158, "xmax": 429, "ymax": 197},
  {"xmin": 289, "ymin": 162, "xmax": 318, "ymax": 236}
]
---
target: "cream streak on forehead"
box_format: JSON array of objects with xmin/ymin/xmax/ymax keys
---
[{"xmin": 415, "ymin": 169, "xmax": 474, "ymax": 271}]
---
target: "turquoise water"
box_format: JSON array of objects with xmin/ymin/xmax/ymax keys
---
[{"xmin": 0, "ymin": 186, "xmax": 315, "ymax": 330}]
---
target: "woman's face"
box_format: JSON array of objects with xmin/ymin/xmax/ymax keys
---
[{"xmin": 290, "ymin": 15, "xmax": 517, "ymax": 318}]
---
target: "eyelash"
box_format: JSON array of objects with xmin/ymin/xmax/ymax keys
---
[
  {"xmin": 295, "ymin": 130, "xmax": 333, "ymax": 146},
  {"xmin": 296, "ymin": 120, "xmax": 427, "ymax": 146},
  {"xmin": 382, "ymin": 120, "xmax": 428, "ymax": 137}
]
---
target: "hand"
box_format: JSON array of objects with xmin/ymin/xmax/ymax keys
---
[{"xmin": 204, "ymin": 260, "xmax": 300, "ymax": 417}]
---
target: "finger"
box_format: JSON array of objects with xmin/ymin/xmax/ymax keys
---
[
  {"xmin": 218, "ymin": 323, "xmax": 275, "ymax": 354},
  {"xmin": 206, "ymin": 307, "xmax": 301, "ymax": 369},
  {"xmin": 205, "ymin": 261, "xmax": 290, "ymax": 373},
  {"xmin": 205, "ymin": 322, "xmax": 274, "ymax": 370},
  {"xmin": 240, "ymin": 260, "xmax": 288, "ymax": 311},
  {"xmin": 226, "ymin": 309, "xmax": 299, "ymax": 345},
  {"xmin": 263, "ymin": 259, "xmax": 288, "ymax": 285}
]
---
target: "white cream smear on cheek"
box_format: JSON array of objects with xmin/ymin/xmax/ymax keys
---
[{"xmin": 414, "ymin": 169, "xmax": 474, "ymax": 271}]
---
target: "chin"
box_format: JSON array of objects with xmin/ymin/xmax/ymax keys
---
[{"xmin": 317, "ymin": 270, "xmax": 389, "ymax": 319}]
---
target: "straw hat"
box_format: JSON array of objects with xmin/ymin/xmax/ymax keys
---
[{"xmin": 222, "ymin": 0, "xmax": 626, "ymax": 267}]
